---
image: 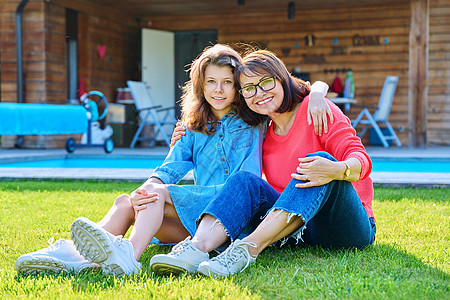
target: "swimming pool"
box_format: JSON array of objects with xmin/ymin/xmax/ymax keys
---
[
  {"xmin": 0, "ymin": 156, "xmax": 449, "ymax": 173},
  {"xmin": 0, "ymin": 156, "xmax": 165, "ymax": 169},
  {"xmin": 370, "ymin": 158, "xmax": 450, "ymax": 173}
]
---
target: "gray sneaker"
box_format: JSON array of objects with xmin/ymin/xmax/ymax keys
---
[
  {"xmin": 15, "ymin": 238, "xmax": 100, "ymax": 275},
  {"xmin": 150, "ymin": 237, "xmax": 209, "ymax": 274},
  {"xmin": 197, "ymin": 239, "xmax": 257, "ymax": 277},
  {"xmin": 70, "ymin": 217, "xmax": 141, "ymax": 276}
]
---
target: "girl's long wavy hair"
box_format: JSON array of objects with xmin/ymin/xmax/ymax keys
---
[
  {"xmin": 236, "ymin": 49, "xmax": 311, "ymax": 126},
  {"xmin": 180, "ymin": 44, "xmax": 242, "ymax": 134}
]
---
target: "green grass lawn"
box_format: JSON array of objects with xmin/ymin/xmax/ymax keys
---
[{"xmin": 0, "ymin": 181, "xmax": 448, "ymax": 299}]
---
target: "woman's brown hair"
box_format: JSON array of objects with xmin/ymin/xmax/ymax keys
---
[
  {"xmin": 236, "ymin": 49, "xmax": 311, "ymax": 126},
  {"xmin": 180, "ymin": 44, "xmax": 242, "ymax": 134}
]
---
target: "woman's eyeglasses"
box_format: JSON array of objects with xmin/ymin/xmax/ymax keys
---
[{"xmin": 239, "ymin": 76, "xmax": 276, "ymax": 99}]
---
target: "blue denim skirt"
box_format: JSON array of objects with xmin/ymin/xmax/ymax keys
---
[{"xmin": 167, "ymin": 184, "xmax": 224, "ymax": 237}]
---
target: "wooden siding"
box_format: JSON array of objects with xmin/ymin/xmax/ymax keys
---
[
  {"xmin": 77, "ymin": 13, "xmax": 140, "ymax": 100},
  {"xmin": 409, "ymin": 0, "xmax": 429, "ymax": 147},
  {"xmin": 0, "ymin": 0, "xmax": 140, "ymax": 148},
  {"xmin": 1, "ymin": 0, "xmax": 449, "ymax": 148},
  {"xmin": 428, "ymin": 0, "xmax": 450, "ymax": 145},
  {"xmin": 1, "ymin": 0, "xmax": 46, "ymax": 103},
  {"xmin": 143, "ymin": 0, "xmax": 449, "ymax": 146}
]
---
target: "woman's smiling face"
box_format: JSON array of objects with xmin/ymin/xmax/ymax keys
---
[{"xmin": 239, "ymin": 72, "xmax": 284, "ymax": 116}]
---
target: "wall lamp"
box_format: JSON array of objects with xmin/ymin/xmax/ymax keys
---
[{"xmin": 288, "ymin": 2, "xmax": 295, "ymax": 19}]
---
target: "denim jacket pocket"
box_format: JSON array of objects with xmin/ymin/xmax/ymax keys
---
[{"xmin": 227, "ymin": 122, "xmax": 253, "ymax": 149}]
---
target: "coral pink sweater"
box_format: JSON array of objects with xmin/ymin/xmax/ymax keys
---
[{"xmin": 263, "ymin": 96, "xmax": 375, "ymax": 220}]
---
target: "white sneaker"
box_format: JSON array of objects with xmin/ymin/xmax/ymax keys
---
[
  {"xmin": 150, "ymin": 237, "xmax": 209, "ymax": 274},
  {"xmin": 197, "ymin": 239, "xmax": 257, "ymax": 277},
  {"xmin": 15, "ymin": 238, "xmax": 100, "ymax": 275},
  {"xmin": 70, "ymin": 217, "xmax": 141, "ymax": 276}
]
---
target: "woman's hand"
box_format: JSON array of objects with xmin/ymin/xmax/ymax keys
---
[
  {"xmin": 291, "ymin": 156, "xmax": 344, "ymax": 188},
  {"xmin": 308, "ymin": 91, "xmax": 334, "ymax": 136},
  {"xmin": 170, "ymin": 122, "xmax": 186, "ymax": 147},
  {"xmin": 129, "ymin": 188, "xmax": 159, "ymax": 212}
]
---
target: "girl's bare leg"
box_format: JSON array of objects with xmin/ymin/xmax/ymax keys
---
[
  {"xmin": 154, "ymin": 217, "xmax": 190, "ymax": 244},
  {"xmin": 129, "ymin": 185, "xmax": 187, "ymax": 260},
  {"xmin": 191, "ymin": 214, "xmax": 228, "ymax": 253},
  {"xmin": 97, "ymin": 194, "xmax": 135, "ymax": 236}
]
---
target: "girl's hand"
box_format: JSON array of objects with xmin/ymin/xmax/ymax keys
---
[
  {"xmin": 170, "ymin": 122, "xmax": 186, "ymax": 147},
  {"xmin": 307, "ymin": 91, "xmax": 333, "ymax": 136},
  {"xmin": 130, "ymin": 188, "xmax": 159, "ymax": 211},
  {"xmin": 291, "ymin": 156, "xmax": 343, "ymax": 188}
]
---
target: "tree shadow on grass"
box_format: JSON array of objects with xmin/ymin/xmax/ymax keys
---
[
  {"xmin": 13, "ymin": 260, "xmax": 171, "ymax": 294},
  {"xmin": 230, "ymin": 243, "xmax": 449, "ymax": 298},
  {"xmin": 12, "ymin": 245, "xmax": 185, "ymax": 294},
  {"xmin": 124, "ymin": 242, "xmax": 450, "ymax": 298},
  {"xmin": 11, "ymin": 243, "xmax": 448, "ymax": 298}
]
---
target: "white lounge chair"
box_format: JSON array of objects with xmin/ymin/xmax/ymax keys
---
[
  {"xmin": 127, "ymin": 80, "xmax": 177, "ymax": 148},
  {"xmin": 351, "ymin": 76, "xmax": 402, "ymax": 148}
]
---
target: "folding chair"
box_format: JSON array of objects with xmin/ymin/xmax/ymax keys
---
[
  {"xmin": 351, "ymin": 76, "xmax": 402, "ymax": 148},
  {"xmin": 127, "ymin": 80, "xmax": 177, "ymax": 148}
]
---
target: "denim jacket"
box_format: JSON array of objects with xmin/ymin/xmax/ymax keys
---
[{"xmin": 151, "ymin": 111, "xmax": 262, "ymax": 186}]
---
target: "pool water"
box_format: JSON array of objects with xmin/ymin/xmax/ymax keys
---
[
  {"xmin": 0, "ymin": 158, "xmax": 165, "ymax": 169},
  {"xmin": 371, "ymin": 159, "xmax": 450, "ymax": 173},
  {"xmin": 0, "ymin": 157, "xmax": 449, "ymax": 173}
]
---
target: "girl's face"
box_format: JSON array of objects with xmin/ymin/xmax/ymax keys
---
[
  {"xmin": 239, "ymin": 72, "xmax": 284, "ymax": 116},
  {"xmin": 203, "ymin": 65, "xmax": 236, "ymax": 119}
]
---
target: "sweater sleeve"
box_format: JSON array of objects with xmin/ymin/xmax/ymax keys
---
[{"xmin": 320, "ymin": 101, "xmax": 372, "ymax": 180}]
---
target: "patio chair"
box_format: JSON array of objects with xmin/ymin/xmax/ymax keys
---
[
  {"xmin": 127, "ymin": 80, "xmax": 177, "ymax": 148},
  {"xmin": 351, "ymin": 76, "xmax": 402, "ymax": 148}
]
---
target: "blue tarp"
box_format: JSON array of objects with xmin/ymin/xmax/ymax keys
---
[{"xmin": 0, "ymin": 103, "xmax": 87, "ymax": 135}]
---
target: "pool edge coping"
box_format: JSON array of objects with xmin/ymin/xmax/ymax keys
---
[{"xmin": 0, "ymin": 168, "xmax": 448, "ymax": 188}]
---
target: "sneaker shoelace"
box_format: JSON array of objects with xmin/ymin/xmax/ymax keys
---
[
  {"xmin": 111, "ymin": 235, "xmax": 141, "ymax": 271},
  {"xmin": 169, "ymin": 238, "xmax": 191, "ymax": 256},
  {"xmin": 112, "ymin": 235, "xmax": 128, "ymax": 248},
  {"xmin": 47, "ymin": 237, "xmax": 56, "ymax": 246},
  {"xmin": 212, "ymin": 241, "xmax": 257, "ymax": 274},
  {"xmin": 46, "ymin": 237, "xmax": 63, "ymax": 252}
]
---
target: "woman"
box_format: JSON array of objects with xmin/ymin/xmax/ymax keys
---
[{"xmin": 150, "ymin": 49, "xmax": 374, "ymax": 277}]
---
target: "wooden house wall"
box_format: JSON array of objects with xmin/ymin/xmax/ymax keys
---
[
  {"xmin": 1, "ymin": 0, "xmax": 46, "ymax": 103},
  {"xmin": 1, "ymin": 0, "xmax": 449, "ymax": 148},
  {"xmin": 428, "ymin": 0, "xmax": 450, "ymax": 145},
  {"xmin": 1, "ymin": 0, "xmax": 49, "ymax": 147},
  {"xmin": 0, "ymin": 0, "xmax": 140, "ymax": 148},
  {"xmin": 76, "ymin": 11, "xmax": 140, "ymax": 102},
  {"xmin": 143, "ymin": 0, "xmax": 450, "ymax": 146}
]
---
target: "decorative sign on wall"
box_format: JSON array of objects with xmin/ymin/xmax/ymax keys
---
[
  {"xmin": 301, "ymin": 54, "xmax": 325, "ymax": 64},
  {"xmin": 97, "ymin": 45, "xmax": 106, "ymax": 58},
  {"xmin": 281, "ymin": 48, "xmax": 291, "ymax": 57},
  {"xmin": 304, "ymin": 34, "xmax": 316, "ymax": 47},
  {"xmin": 331, "ymin": 46, "xmax": 347, "ymax": 55},
  {"xmin": 352, "ymin": 34, "xmax": 380, "ymax": 46},
  {"xmin": 327, "ymin": 34, "xmax": 384, "ymax": 58}
]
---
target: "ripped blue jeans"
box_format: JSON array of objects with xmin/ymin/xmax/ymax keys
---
[{"xmin": 199, "ymin": 151, "xmax": 376, "ymax": 249}]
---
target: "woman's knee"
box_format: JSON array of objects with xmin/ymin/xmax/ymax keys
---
[{"xmin": 305, "ymin": 151, "xmax": 337, "ymax": 162}]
